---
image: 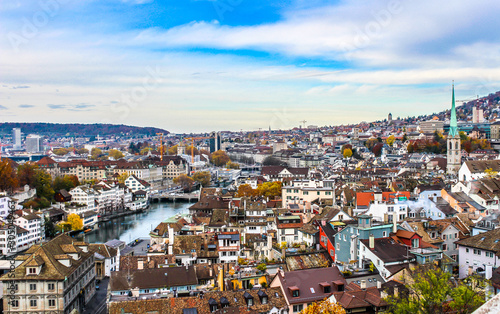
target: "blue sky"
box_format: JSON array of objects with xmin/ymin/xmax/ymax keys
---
[{"xmin": 1, "ymin": 0, "xmax": 500, "ymax": 133}]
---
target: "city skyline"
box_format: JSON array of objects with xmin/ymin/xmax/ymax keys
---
[{"xmin": 1, "ymin": 0, "xmax": 500, "ymax": 133}]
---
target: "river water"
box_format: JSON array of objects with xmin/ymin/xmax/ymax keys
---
[{"xmin": 77, "ymin": 201, "xmax": 194, "ymax": 244}]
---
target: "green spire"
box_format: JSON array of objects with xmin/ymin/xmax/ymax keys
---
[{"xmin": 449, "ymin": 82, "xmax": 458, "ymax": 137}]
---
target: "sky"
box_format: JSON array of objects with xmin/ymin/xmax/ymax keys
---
[{"xmin": 1, "ymin": 0, "xmax": 500, "ymax": 133}]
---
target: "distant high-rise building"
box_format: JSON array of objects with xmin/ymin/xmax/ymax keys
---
[
  {"xmin": 26, "ymin": 134, "xmax": 43, "ymax": 153},
  {"xmin": 472, "ymin": 105, "xmax": 484, "ymax": 123},
  {"xmin": 447, "ymin": 83, "xmax": 461, "ymax": 174},
  {"xmin": 388, "ymin": 113, "xmax": 392, "ymax": 122},
  {"xmin": 12, "ymin": 128, "xmax": 21, "ymax": 150},
  {"xmin": 209, "ymin": 131, "xmax": 221, "ymax": 153}
]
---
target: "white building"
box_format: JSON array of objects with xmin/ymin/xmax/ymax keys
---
[
  {"xmin": 26, "ymin": 134, "xmax": 43, "ymax": 153},
  {"xmin": 282, "ymin": 180, "xmax": 334, "ymax": 207},
  {"xmin": 456, "ymin": 228, "xmax": 500, "ymax": 279},
  {"xmin": 218, "ymin": 232, "xmax": 240, "ymax": 263}
]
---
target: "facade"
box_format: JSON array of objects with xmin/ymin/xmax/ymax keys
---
[
  {"xmin": 282, "ymin": 180, "xmax": 334, "ymax": 206},
  {"xmin": 447, "ymin": 84, "xmax": 461, "ymax": 174},
  {"xmin": 25, "ymin": 135, "xmax": 43, "ymax": 153},
  {"xmin": 335, "ymin": 215, "xmax": 393, "ymax": 265},
  {"xmin": 456, "ymin": 228, "xmax": 500, "ymax": 279},
  {"xmin": 0, "ymin": 234, "xmax": 96, "ymax": 314},
  {"xmin": 12, "ymin": 128, "xmax": 21, "ymax": 150},
  {"xmin": 218, "ymin": 232, "xmax": 240, "ymax": 263}
]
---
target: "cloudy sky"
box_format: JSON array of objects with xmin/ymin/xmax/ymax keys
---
[{"xmin": 1, "ymin": 0, "xmax": 500, "ymax": 133}]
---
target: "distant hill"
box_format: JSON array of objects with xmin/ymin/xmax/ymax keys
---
[{"xmin": 0, "ymin": 123, "xmax": 169, "ymax": 137}]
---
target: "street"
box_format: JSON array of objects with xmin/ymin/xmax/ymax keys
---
[{"xmin": 83, "ymin": 277, "xmax": 109, "ymax": 314}]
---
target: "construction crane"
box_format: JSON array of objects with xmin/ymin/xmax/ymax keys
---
[
  {"xmin": 299, "ymin": 120, "xmax": 307, "ymax": 129},
  {"xmin": 156, "ymin": 133, "xmax": 164, "ymax": 161},
  {"xmin": 183, "ymin": 137, "xmax": 210, "ymax": 165}
]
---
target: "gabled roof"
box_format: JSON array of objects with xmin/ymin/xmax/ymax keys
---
[
  {"xmin": 456, "ymin": 228, "xmax": 500, "ymax": 253},
  {"xmin": 360, "ymin": 237, "xmax": 414, "ymax": 263},
  {"xmin": 0, "ymin": 234, "xmax": 93, "ymax": 281}
]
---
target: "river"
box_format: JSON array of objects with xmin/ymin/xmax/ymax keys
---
[{"xmin": 77, "ymin": 201, "xmax": 194, "ymax": 244}]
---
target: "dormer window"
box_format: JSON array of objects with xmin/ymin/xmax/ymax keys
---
[
  {"xmin": 28, "ymin": 267, "xmax": 36, "ymax": 275},
  {"xmin": 243, "ymin": 291, "xmax": 254, "ymax": 306},
  {"xmin": 289, "ymin": 286, "xmax": 300, "ymax": 297},
  {"xmin": 258, "ymin": 290, "xmax": 268, "ymax": 304},
  {"xmin": 208, "ymin": 298, "xmax": 218, "ymax": 312},
  {"xmin": 319, "ymin": 282, "xmax": 331, "ymax": 293},
  {"xmin": 220, "ymin": 297, "xmax": 229, "ymax": 308}
]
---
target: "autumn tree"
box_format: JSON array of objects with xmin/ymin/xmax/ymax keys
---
[
  {"xmin": 226, "ymin": 161, "xmax": 240, "ymax": 169},
  {"xmin": 168, "ymin": 145, "xmax": 178, "ymax": 155},
  {"xmin": 67, "ymin": 213, "xmax": 83, "ymax": 231},
  {"xmin": 185, "ymin": 146, "xmax": 199, "ymax": 156},
  {"xmin": 385, "ymin": 266, "xmax": 486, "ymax": 314},
  {"xmin": 140, "ymin": 147, "xmax": 152, "ymax": 155},
  {"xmin": 236, "ymin": 184, "xmax": 257, "ymax": 197},
  {"xmin": 173, "ymin": 174, "xmax": 194, "ymax": 192},
  {"xmin": 386, "ymin": 135, "xmax": 396, "ymax": 146},
  {"xmin": 53, "ymin": 175, "xmax": 79, "ymax": 192},
  {"xmin": 343, "ymin": 148, "xmax": 353, "ymax": 158},
  {"xmin": 364, "ymin": 138, "xmax": 379, "ymax": 150},
  {"xmin": 256, "ymin": 181, "xmax": 282, "ymax": 199},
  {"xmin": 76, "ymin": 147, "xmax": 89, "ymax": 155},
  {"xmin": 0, "ymin": 159, "xmax": 19, "ymax": 192},
  {"xmin": 117, "ymin": 172, "xmax": 129, "ymax": 184},
  {"xmin": 90, "ymin": 148, "xmax": 103, "ymax": 160},
  {"xmin": 484, "ymin": 168, "xmax": 498, "ymax": 178},
  {"xmin": 17, "ymin": 162, "xmax": 38, "ymax": 187},
  {"xmin": 211, "ymin": 150, "xmax": 230, "ymax": 167},
  {"xmin": 108, "ymin": 149, "xmax": 124, "ymax": 160},
  {"xmin": 53, "ymin": 148, "xmax": 71, "ymax": 156},
  {"xmin": 192, "ymin": 171, "xmax": 211, "ymax": 187},
  {"xmin": 372, "ymin": 143, "xmax": 383, "ymax": 157},
  {"xmin": 34, "ymin": 170, "xmax": 54, "ymax": 201},
  {"xmin": 300, "ymin": 299, "xmax": 346, "ymax": 314}
]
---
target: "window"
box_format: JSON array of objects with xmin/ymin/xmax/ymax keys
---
[
  {"xmin": 293, "ymin": 304, "xmax": 303, "ymax": 313},
  {"xmin": 383, "ymin": 231, "xmax": 387, "ymax": 237},
  {"xmin": 11, "ymin": 300, "xmax": 19, "ymax": 307},
  {"xmin": 49, "ymin": 299, "xmax": 56, "ymax": 307},
  {"xmin": 30, "ymin": 299, "xmax": 37, "ymax": 307},
  {"xmin": 442, "ymin": 244, "xmax": 447, "ymax": 251},
  {"xmin": 466, "ymin": 248, "xmax": 469, "ymax": 253},
  {"xmin": 292, "ymin": 290, "xmax": 299, "ymax": 297},
  {"xmin": 29, "ymin": 267, "xmax": 36, "ymax": 274},
  {"xmin": 336, "ymin": 243, "xmax": 340, "ymax": 250},
  {"xmin": 48, "ymin": 283, "xmax": 55, "ymax": 290},
  {"xmin": 30, "ymin": 283, "xmax": 37, "ymax": 291}
]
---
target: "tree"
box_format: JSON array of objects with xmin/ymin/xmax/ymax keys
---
[
  {"xmin": 262, "ymin": 156, "xmax": 285, "ymax": 166},
  {"xmin": 117, "ymin": 172, "xmax": 129, "ymax": 184},
  {"xmin": 484, "ymin": 168, "xmax": 498, "ymax": 178},
  {"xmin": 0, "ymin": 159, "xmax": 19, "ymax": 192},
  {"xmin": 236, "ymin": 184, "xmax": 257, "ymax": 197},
  {"xmin": 33, "ymin": 170, "xmax": 54, "ymax": 200},
  {"xmin": 53, "ymin": 148, "xmax": 71, "ymax": 155},
  {"xmin": 168, "ymin": 145, "xmax": 178, "ymax": 155},
  {"xmin": 173, "ymin": 174, "xmax": 194, "ymax": 192},
  {"xmin": 108, "ymin": 149, "xmax": 124, "ymax": 159},
  {"xmin": 226, "ymin": 161, "xmax": 240, "ymax": 169},
  {"xmin": 385, "ymin": 266, "xmax": 486, "ymax": 314},
  {"xmin": 211, "ymin": 150, "xmax": 230, "ymax": 167},
  {"xmin": 300, "ymin": 299, "xmax": 346, "ymax": 314},
  {"xmin": 386, "ymin": 135, "xmax": 396, "ymax": 146},
  {"xmin": 140, "ymin": 147, "xmax": 152, "ymax": 155},
  {"xmin": 402, "ymin": 133, "xmax": 408, "ymax": 142},
  {"xmin": 343, "ymin": 148, "xmax": 353, "ymax": 158},
  {"xmin": 256, "ymin": 181, "xmax": 282, "ymax": 199},
  {"xmin": 66, "ymin": 213, "xmax": 83, "ymax": 231},
  {"xmin": 44, "ymin": 216, "xmax": 56, "ymax": 239},
  {"xmin": 256, "ymin": 263, "xmax": 267, "ymax": 272},
  {"xmin": 76, "ymin": 147, "xmax": 89, "ymax": 155},
  {"xmin": 192, "ymin": 171, "xmax": 211, "ymax": 187},
  {"xmin": 17, "ymin": 162, "xmax": 38, "ymax": 187},
  {"xmin": 90, "ymin": 148, "xmax": 102, "ymax": 160},
  {"xmin": 53, "ymin": 175, "xmax": 79, "ymax": 192},
  {"xmin": 364, "ymin": 138, "xmax": 379, "ymax": 150},
  {"xmin": 372, "ymin": 143, "xmax": 383, "ymax": 157}
]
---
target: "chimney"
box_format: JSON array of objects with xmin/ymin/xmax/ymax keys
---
[
  {"xmin": 138, "ymin": 260, "xmax": 143, "ymax": 270},
  {"xmin": 360, "ymin": 280, "xmax": 366, "ymax": 290},
  {"xmin": 209, "ymin": 267, "xmax": 213, "ymax": 277},
  {"xmin": 393, "ymin": 220, "xmax": 398, "ymax": 234},
  {"xmin": 369, "ymin": 234, "xmax": 374, "ymax": 249},
  {"xmin": 377, "ymin": 281, "xmax": 382, "ymax": 289},
  {"xmin": 394, "ymin": 286, "xmax": 399, "ymax": 297}
]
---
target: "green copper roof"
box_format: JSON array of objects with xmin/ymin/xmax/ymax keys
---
[{"xmin": 449, "ymin": 83, "xmax": 458, "ymax": 137}]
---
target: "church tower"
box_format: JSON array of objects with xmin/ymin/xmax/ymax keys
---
[{"xmin": 447, "ymin": 83, "xmax": 461, "ymax": 174}]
